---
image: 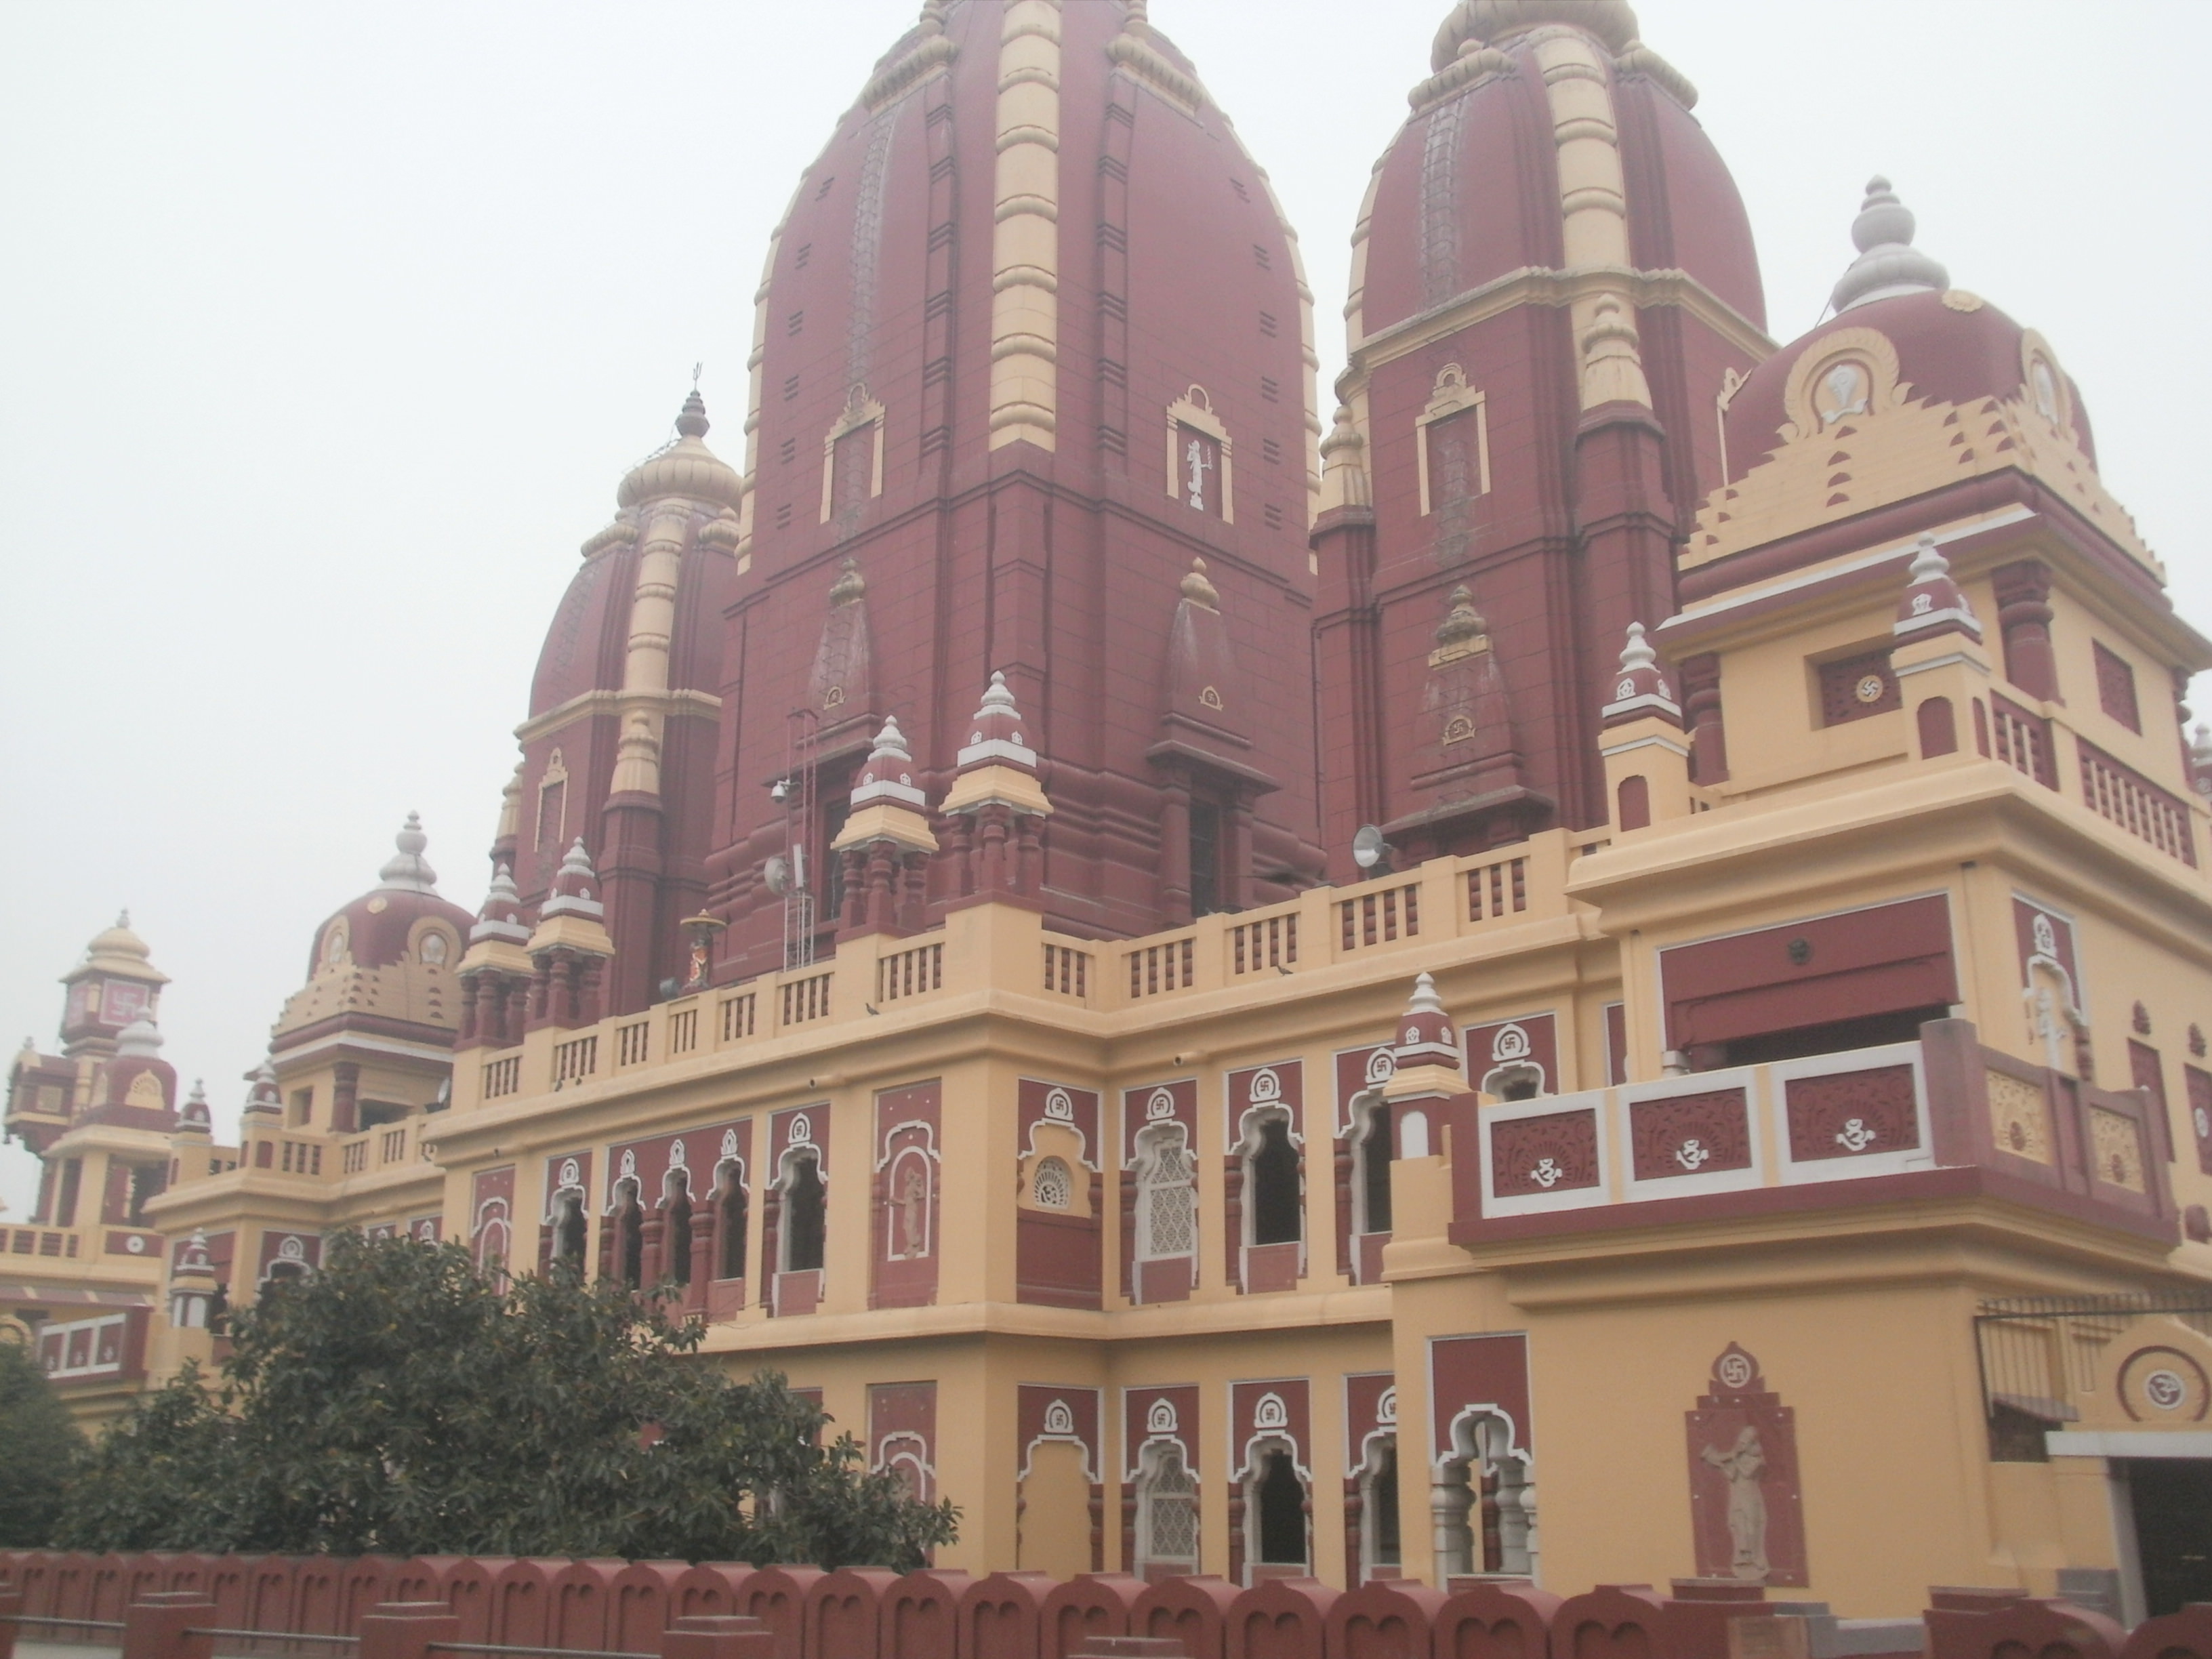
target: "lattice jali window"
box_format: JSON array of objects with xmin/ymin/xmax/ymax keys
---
[{"xmin": 1817, "ymin": 649, "xmax": 1901, "ymax": 726}]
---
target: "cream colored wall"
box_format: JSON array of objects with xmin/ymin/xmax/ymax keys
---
[
  {"xmin": 2041, "ymin": 584, "xmax": 2192, "ymax": 792},
  {"xmin": 1393, "ymin": 1263, "xmax": 2041, "ymax": 1614}
]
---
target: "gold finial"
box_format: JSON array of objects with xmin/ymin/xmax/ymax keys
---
[{"xmin": 1180, "ymin": 557, "xmax": 1221, "ymax": 609}]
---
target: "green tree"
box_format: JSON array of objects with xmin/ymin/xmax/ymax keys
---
[
  {"xmin": 0, "ymin": 1337, "xmax": 83, "ymax": 1544},
  {"xmin": 57, "ymin": 1232, "xmax": 956, "ymax": 1565}
]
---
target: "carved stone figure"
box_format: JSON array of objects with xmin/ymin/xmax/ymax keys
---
[
  {"xmin": 897, "ymin": 1162, "xmax": 928, "ymax": 1257},
  {"xmin": 1700, "ymin": 1425, "xmax": 1770, "ymax": 1578}
]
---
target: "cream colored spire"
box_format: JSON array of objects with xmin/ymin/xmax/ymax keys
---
[
  {"xmin": 608, "ymin": 392, "xmax": 714, "ymax": 798},
  {"xmin": 1319, "ymin": 405, "xmax": 1372, "ymax": 512},
  {"xmin": 1528, "ymin": 25, "xmax": 1652, "ymax": 411},
  {"xmin": 989, "ymin": 1, "xmax": 1063, "ymax": 449}
]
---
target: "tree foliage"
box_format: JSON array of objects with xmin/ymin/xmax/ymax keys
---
[
  {"xmin": 56, "ymin": 1232, "xmax": 957, "ymax": 1565},
  {"xmin": 0, "ymin": 1336, "xmax": 83, "ymax": 1545}
]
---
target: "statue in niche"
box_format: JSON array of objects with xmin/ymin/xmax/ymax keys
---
[
  {"xmin": 897, "ymin": 1162, "xmax": 928, "ymax": 1258},
  {"xmin": 1684, "ymin": 1344, "xmax": 1807, "ymax": 1585},
  {"xmin": 1699, "ymin": 1425, "xmax": 1770, "ymax": 1579}
]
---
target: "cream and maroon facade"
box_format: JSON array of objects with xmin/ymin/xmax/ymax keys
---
[{"xmin": 11, "ymin": 0, "xmax": 2212, "ymax": 1626}]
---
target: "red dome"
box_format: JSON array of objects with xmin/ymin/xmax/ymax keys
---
[
  {"xmin": 305, "ymin": 818, "xmax": 474, "ymax": 979},
  {"xmin": 1359, "ymin": 19, "xmax": 1763, "ymax": 337},
  {"xmin": 1722, "ymin": 289, "xmax": 2094, "ymax": 486}
]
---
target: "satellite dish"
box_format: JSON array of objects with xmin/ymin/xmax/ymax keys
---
[
  {"xmin": 1351, "ymin": 825, "xmax": 1393, "ymax": 873},
  {"xmin": 764, "ymin": 855, "xmax": 791, "ymax": 896}
]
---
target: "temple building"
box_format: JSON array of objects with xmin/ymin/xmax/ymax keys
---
[{"xmin": 9, "ymin": 0, "xmax": 2212, "ymax": 1624}]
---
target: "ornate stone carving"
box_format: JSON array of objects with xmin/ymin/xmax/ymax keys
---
[
  {"xmin": 2118, "ymin": 1347, "xmax": 2210, "ymax": 1422},
  {"xmin": 1986, "ymin": 1069, "xmax": 2054, "ymax": 1164},
  {"xmin": 1784, "ymin": 1065, "xmax": 1919, "ymax": 1162},
  {"xmin": 1491, "ymin": 1107, "xmax": 1600, "ymax": 1197},
  {"xmin": 1629, "ymin": 1088, "xmax": 1750, "ymax": 1181},
  {"xmin": 2089, "ymin": 1107, "xmax": 2148, "ymax": 1193}
]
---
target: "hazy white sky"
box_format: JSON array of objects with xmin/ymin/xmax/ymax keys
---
[{"xmin": 4, "ymin": 1, "xmax": 2207, "ymax": 1216}]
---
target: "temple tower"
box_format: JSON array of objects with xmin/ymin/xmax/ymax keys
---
[
  {"xmin": 1313, "ymin": 0, "xmax": 1769, "ymax": 870},
  {"xmin": 703, "ymin": 0, "xmax": 1329, "ymax": 977}
]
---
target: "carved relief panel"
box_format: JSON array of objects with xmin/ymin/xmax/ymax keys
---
[
  {"xmin": 470, "ymin": 1164, "xmax": 516, "ymax": 1279},
  {"xmin": 1684, "ymin": 1344, "xmax": 1807, "ymax": 1587},
  {"xmin": 872, "ymin": 1082, "xmax": 941, "ymax": 1310}
]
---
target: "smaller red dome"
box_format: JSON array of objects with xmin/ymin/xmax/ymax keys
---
[
  {"xmin": 306, "ymin": 817, "xmax": 474, "ymax": 979},
  {"xmin": 1724, "ymin": 289, "xmax": 2092, "ymax": 486},
  {"xmin": 1724, "ymin": 180, "xmax": 2093, "ymax": 484}
]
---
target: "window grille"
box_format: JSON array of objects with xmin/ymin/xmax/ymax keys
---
[{"xmin": 1032, "ymin": 1157, "xmax": 1072, "ymax": 1210}]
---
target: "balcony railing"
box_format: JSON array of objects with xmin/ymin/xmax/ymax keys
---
[
  {"xmin": 1453, "ymin": 1022, "xmax": 2175, "ymax": 1248},
  {"xmin": 456, "ymin": 834, "xmax": 1584, "ymax": 1107}
]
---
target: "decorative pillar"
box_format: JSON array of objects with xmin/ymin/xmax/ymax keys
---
[
  {"xmin": 1680, "ymin": 653, "xmax": 1729, "ymax": 786},
  {"xmin": 1160, "ymin": 774, "xmax": 1193, "ymax": 926},
  {"xmin": 1992, "ymin": 558, "xmax": 2060, "ymax": 701},
  {"xmin": 330, "ymin": 1062, "xmax": 361, "ymax": 1136}
]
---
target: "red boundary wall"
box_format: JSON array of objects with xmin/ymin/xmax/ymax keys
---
[{"xmin": 0, "ymin": 1555, "xmax": 2203, "ymax": 1659}]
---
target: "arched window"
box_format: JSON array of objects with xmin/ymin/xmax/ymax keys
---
[
  {"xmin": 552, "ymin": 1191, "xmax": 586, "ymax": 1270},
  {"xmin": 1031, "ymin": 1155, "xmax": 1072, "ymax": 1210},
  {"xmin": 716, "ymin": 1164, "xmax": 747, "ymax": 1281},
  {"xmin": 1355, "ymin": 1101, "xmax": 1393, "ymax": 1235},
  {"xmin": 665, "ymin": 1171, "xmax": 693, "ymax": 1288},
  {"xmin": 1246, "ymin": 1113, "xmax": 1300, "ymax": 1246},
  {"xmin": 613, "ymin": 1181, "xmax": 643, "ymax": 1289},
  {"xmin": 783, "ymin": 1152, "xmax": 825, "ymax": 1273},
  {"xmin": 1484, "ymin": 1064, "xmax": 1542, "ymax": 1102},
  {"xmin": 1134, "ymin": 1124, "xmax": 1195, "ymax": 1261},
  {"xmin": 1359, "ymin": 1437, "xmax": 1401, "ymax": 1576},
  {"xmin": 1253, "ymin": 1446, "xmax": 1307, "ymax": 1568},
  {"xmin": 1136, "ymin": 1441, "xmax": 1198, "ymax": 1574},
  {"xmin": 1433, "ymin": 1413, "xmax": 1535, "ymax": 1580}
]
